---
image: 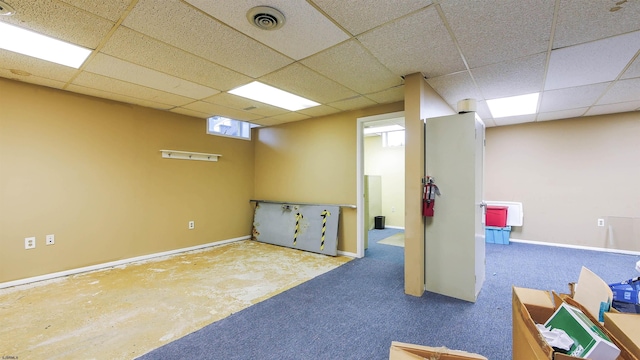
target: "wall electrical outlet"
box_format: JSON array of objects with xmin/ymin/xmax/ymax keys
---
[
  {"xmin": 597, "ymin": 219, "xmax": 605, "ymax": 227},
  {"xmin": 25, "ymin": 237, "xmax": 36, "ymax": 249},
  {"xmin": 46, "ymin": 234, "xmax": 55, "ymax": 245},
  {"xmin": 188, "ymin": 221, "xmax": 195, "ymax": 230}
]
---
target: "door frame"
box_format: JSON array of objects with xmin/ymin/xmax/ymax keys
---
[{"xmin": 356, "ymin": 111, "xmax": 405, "ymax": 258}]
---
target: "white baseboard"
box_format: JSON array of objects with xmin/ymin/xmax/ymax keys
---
[
  {"xmin": 337, "ymin": 250, "xmax": 358, "ymax": 258},
  {"xmin": 0, "ymin": 235, "xmax": 251, "ymax": 290},
  {"xmin": 509, "ymin": 238, "xmax": 640, "ymax": 256},
  {"xmin": 384, "ymin": 226, "xmax": 405, "ymax": 230}
]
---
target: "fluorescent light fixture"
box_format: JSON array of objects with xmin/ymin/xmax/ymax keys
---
[
  {"xmin": 0, "ymin": 21, "xmax": 92, "ymax": 68},
  {"xmin": 364, "ymin": 125, "xmax": 404, "ymax": 135},
  {"xmin": 229, "ymin": 81, "xmax": 320, "ymax": 111},
  {"xmin": 486, "ymin": 93, "xmax": 539, "ymax": 118}
]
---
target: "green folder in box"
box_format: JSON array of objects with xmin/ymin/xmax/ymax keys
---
[{"xmin": 544, "ymin": 303, "xmax": 620, "ymax": 360}]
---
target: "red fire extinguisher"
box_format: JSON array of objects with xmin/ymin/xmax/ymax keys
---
[{"xmin": 422, "ymin": 176, "xmax": 440, "ymax": 217}]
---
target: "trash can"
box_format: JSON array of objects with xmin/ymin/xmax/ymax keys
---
[{"xmin": 374, "ymin": 216, "xmax": 385, "ymax": 229}]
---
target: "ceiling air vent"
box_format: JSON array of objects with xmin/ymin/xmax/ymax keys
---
[
  {"xmin": 0, "ymin": 1, "xmax": 16, "ymax": 16},
  {"xmin": 247, "ymin": 6, "xmax": 285, "ymax": 30}
]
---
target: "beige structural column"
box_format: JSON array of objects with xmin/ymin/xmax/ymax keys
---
[
  {"xmin": 403, "ymin": 73, "xmax": 455, "ymax": 296},
  {"xmin": 404, "ymin": 73, "xmax": 427, "ymax": 296}
]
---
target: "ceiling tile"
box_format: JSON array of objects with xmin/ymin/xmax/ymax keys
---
[
  {"xmin": 312, "ymin": 0, "xmax": 431, "ymax": 35},
  {"xmin": 536, "ymin": 108, "xmax": 588, "ymax": 122},
  {"xmin": 296, "ymin": 105, "xmax": 342, "ymax": 118},
  {"xmin": 0, "ymin": 71, "xmax": 67, "ymax": 90},
  {"xmin": 357, "ymin": 6, "xmax": 465, "ymax": 78},
  {"xmin": 483, "ymin": 117, "xmax": 498, "ymax": 128},
  {"xmin": 202, "ymin": 93, "xmax": 288, "ymax": 117},
  {"xmin": 493, "ymin": 114, "xmax": 537, "ymax": 127},
  {"xmin": 58, "ymin": 0, "xmax": 131, "ymax": 22},
  {"xmin": 84, "ymin": 54, "xmax": 219, "ymax": 99},
  {"xmin": 2, "ymin": 0, "xmax": 115, "ymax": 48},
  {"xmin": 597, "ymin": 78, "xmax": 640, "ymax": 104},
  {"xmin": 554, "ymin": 0, "xmax": 640, "ymax": 48},
  {"xmin": 426, "ymin": 71, "xmax": 481, "ymax": 109},
  {"xmin": 328, "ymin": 96, "xmax": 376, "ymax": 111},
  {"xmin": 539, "ymin": 83, "xmax": 610, "ymax": 113},
  {"xmin": 101, "ymin": 27, "xmax": 252, "ymax": 91},
  {"xmin": 545, "ymin": 31, "xmax": 640, "ymax": 90},
  {"xmin": 365, "ymin": 86, "xmax": 405, "ymax": 104},
  {"xmin": 123, "ymin": 0, "xmax": 293, "ymax": 78},
  {"xmin": 65, "ymin": 84, "xmax": 175, "ymax": 110},
  {"xmin": 72, "ymin": 72, "xmax": 194, "ymax": 107},
  {"xmin": 621, "ymin": 56, "xmax": 640, "ymax": 79},
  {"xmin": 252, "ymin": 117, "xmax": 291, "ymax": 127},
  {"xmin": 439, "ymin": 0, "xmax": 554, "ymax": 68},
  {"xmin": 185, "ymin": 0, "xmax": 349, "ymax": 60},
  {"xmin": 364, "ymin": 116, "xmax": 405, "ymax": 129},
  {"xmin": 0, "ymin": 50, "xmax": 78, "ymax": 83},
  {"xmin": 301, "ymin": 39, "xmax": 402, "ymax": 94},
  {"xmin": 181, "ymin": 101, "xmax": 263, "ymax": 122},
  {"xmin": 263, "ymin": 112, "xmax": 311, "ymax": 124},
  {"xmin": 475, "ymin": 101, "xmax": 493, "ymax": 122},
  {"xmin": 169, "ymin": 107, "xmax": 210, "ymax": 119},
  {"xmin": 586, "ymin": 101, "xmax": 640, "ymax": 117},
  {"xmin": 259, "ymin": 63, "xmax": 358, "ymax": 103},
  {"xmin": 473, "ymin": 53, "xmax": 546, "ymax": 99}
]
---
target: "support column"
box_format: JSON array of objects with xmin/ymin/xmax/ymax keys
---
[
  {"xmin": 403, "ymin": 73, "xmax": 427, "ymax": 296},
  {"xmin": 404, "ymin": 73, "xmax": 455, "ymax": 296}
]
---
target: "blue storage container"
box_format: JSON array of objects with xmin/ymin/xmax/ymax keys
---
[
  {"xmin": 485, "ymin": 226, "xmax": 511, "ymax": 244},
  {"xmin": 609, "ymin": 277, "xmax": 640, "ymax": 313}
]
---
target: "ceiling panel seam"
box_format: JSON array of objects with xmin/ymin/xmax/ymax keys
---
[
  {"xmin": 180, "ymin": 0, "xmax": 295, "ymax": 63},
  {"xmin": 537, "ymin": 0, "xmax": 563, "ymax": 122},
  {"xmin": 434, "ymin": 3, "xmax": 483, "ymax": 106},
  {"xmin": 584, "ymin": 48, "xmax": 640, "ymax": 114},
  {"xmin": 305, "ymin": 0, "xmax": 354, "ymax": 36},
  {"xmin": 63, "ymin": 0, "xmax": 140, "ymax": 90},
  {"xmin": 110, "ymin": 26, "xmax": 251, "ymax": 88}
]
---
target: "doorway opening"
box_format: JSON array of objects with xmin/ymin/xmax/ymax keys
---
[{"xmin": 357, "ymin": 111, "xmax": 405, "ymax": 261}]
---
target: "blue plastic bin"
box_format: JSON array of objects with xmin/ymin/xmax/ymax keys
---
[
  {"xmin": 485, "ymin": 226, "xmax": 511, "ymax": 244},
  {"xmin": 609, "ymin": 277, "xmax": 640, "ymax": 313}
]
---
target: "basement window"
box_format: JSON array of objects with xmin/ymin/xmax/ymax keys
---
[
  {"xmin": 207, "ymin": 116, "xmax": 253, "ymax": 140},
  {"xmin": 383, "ymin": 130, "xmax": 405, "ymax": 147}
]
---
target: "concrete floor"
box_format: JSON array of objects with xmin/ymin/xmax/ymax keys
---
[{"xmin": 0, "ymin": 240, "xmax": 351, "ymax": 359}]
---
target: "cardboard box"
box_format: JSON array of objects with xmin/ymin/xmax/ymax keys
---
[
  {"xmin": 545, "ymin": 302, "xmax": 620, "ymax": 359},
  {"xmin": 561, "ymin": 295, "xmax": 640, "ymax": 360},
  {"xmin": 389, "ymin": 342, "xmax": 487, "ymax": 360},
  {"xmin": 604, "ymin": 313, "xmax": 640, "ymax": 358},
  {"xmin": 573, "ymin": 267, "xmax": 614, "ymax": 322},
  {"xmin": 513, "ymin": 283, "xmax": 639, "ymax": 360}
]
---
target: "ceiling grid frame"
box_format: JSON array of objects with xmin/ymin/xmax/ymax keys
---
[{"xmin": 0, "ymin": 0, "xmax": 637, "ymax": 126}]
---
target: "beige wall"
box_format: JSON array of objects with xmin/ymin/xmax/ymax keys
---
[
  {"xmin": 253, "ymin": 102, "xmax": 404, "ymax": 254},
  {"xmin": 0, "ymin": 78, "xmax": 255, "ymax": 283},
  {"xmin": 485, "ymin": 112, "xmax": 640, "ymax": 250},
  {"xmin": 364, "ymin": 135, "xmax": 405, "ymax": 227}
]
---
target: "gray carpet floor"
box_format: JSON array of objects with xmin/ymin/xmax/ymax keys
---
[{"xmin": 138, "ymin": 231, "xmax": 639, "ymax": 359}]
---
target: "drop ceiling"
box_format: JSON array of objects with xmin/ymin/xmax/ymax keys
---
[{"xmin": 1, "ymin": 0, "xmax": 639, "ymax": 127}]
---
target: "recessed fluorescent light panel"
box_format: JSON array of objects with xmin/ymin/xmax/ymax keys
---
[
  {"xmin": 363, "ymin": 125, "xmax": 404, "ymax": 135},
  {"xmin": 229, "ymin": 81, "xmax": 320, "ymax": 111},
  {"xmin": 486, "ymin": 93, "xmax": 539, "ymax": 118},
  {"xmin": 0, "ymin": 21, "xmax": 92, "ymax": 68}
]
